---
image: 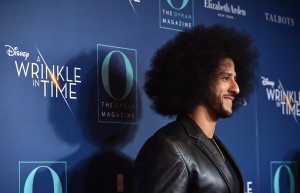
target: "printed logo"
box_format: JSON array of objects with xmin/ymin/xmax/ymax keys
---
[
  {"xmin": 245, "ymin": 181, "xmax": 254, "ymax": 193},
  {"xmin": 264, "ymin": 12, "xmax": 295, "ymax": 26},
  {"xmin": 234, "ymin": 97, "xmax": 247, "ymax": 107},
  {"xmin": 270, "ymin": 161, "xmax": 297, "ymax": 193},
  {"xmin": 159, "ymin": 0, "xmax": 194, "ymax": 31},
  {"xmin": 5, "ymin": 45, "xmax": 82, "ymax": 115},
  {"xmin": 19, "ymin": 161, "xmax": 67, "ymax": 193},
  {"xmin": 97, "ymin": 44, "xmax": 138, "ymax": 124},
  {"xmin": 203, "ymin": 0, "xmax": 247, "ymax": 20},
  {"xmin": 261, "ymin": 76, "xmax": 300, "ymax": 125}
]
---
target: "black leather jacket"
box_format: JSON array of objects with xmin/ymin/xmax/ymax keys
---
[{"xmin": 134, "ymin": 115, "xmax": 244, "ymax": 193}]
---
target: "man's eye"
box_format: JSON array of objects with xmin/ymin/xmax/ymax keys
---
[{"xmin": 222, "ymin": 76, "xmax": 230, "ymax": 80}]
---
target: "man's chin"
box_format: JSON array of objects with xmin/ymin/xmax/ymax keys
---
[{"xmin": 219, "ymin": 109, "xmax": 233, "ymax": 118}]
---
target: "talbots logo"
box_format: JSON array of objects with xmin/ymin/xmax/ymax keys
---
[
  {"xmin": 261, "ymin": 76, "xmax": 300, "ymax": 126},
  {"xmin": 159, "ymin": 0, "xmax": 194, "ymax": 31},
  {"xmin": 97, "ymin": 44, "xmax": 138, "ymax": 124},
  {"xmin": 264, "ymin": 12, "xmax": 295, "ymax": 27},
  {"xmin": 270, "ymin": 161, "xmax": 297, "ymax": 193},
  {"xmin": 19, "ymin": 161, "xmax": 67, "ymax": 193}
]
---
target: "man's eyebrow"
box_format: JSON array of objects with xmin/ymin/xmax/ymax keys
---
[
  {"xmin": 219, "ymin": 72, "xmax": 237, "ymax": 78},
  {"xmin": 219, "ymin": 72, "xmax": 235, "ymax": 76}
]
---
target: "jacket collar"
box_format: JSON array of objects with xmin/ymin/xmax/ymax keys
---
[
  {"xmin": 177, "ymin": 115, "xmax": 207, "ymax": 139},
  {"xmin": 177, "ymin": 115, "xmax": 242, "ymax": 193}
]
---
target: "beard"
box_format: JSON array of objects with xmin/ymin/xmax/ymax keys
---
[{"xmin": 205, "ymin": 90, "xmax": 233, "ymax": 119}]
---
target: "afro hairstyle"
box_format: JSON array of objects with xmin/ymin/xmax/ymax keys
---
[{"xmin": 144, "ymin": 24, "xmax": 259, "ymax": 116}]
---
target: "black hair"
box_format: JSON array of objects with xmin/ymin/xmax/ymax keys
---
[{"xmin": 144, "ymin": 25, "xmax": 259, "ymax": 116}]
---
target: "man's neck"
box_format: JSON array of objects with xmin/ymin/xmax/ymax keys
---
[{"xmin": 188, "ymin": 104, "xmax": 217, "ymax": 139}]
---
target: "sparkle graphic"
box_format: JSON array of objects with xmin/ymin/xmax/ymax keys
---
[
  {"xmin": 35, "ymin": 46, "xmax": 75, "ymax": 117},
  {"xmin": 278, "ymin": 79, "xmax": 298, "ymax": 125},
  {"xmin": 285, "ymin": 95, "xmax": 292, "ymax": 109},
  {"xmin": 128, "ymin": 0, "xmax": 139, "ymax": 18},
  {"xmin": 48, "ymin": 71, "xmax": 61, "ymax": 90}
]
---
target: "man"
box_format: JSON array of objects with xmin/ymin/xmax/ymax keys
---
[{"xmin": 134, "ymin": 25, "xmax": 258, "ymax": 193}]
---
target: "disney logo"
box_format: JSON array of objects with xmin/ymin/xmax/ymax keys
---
[
  {"xmin": 261, "ymin": 76, "xmax": 275, "ymax": 88},
  {"xmin": 5, "ymin": 45, "xmax": 30, "ymax": 61}
]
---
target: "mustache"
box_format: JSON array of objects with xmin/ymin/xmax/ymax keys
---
[{"xmin": 223, "ymin": 93, "xmax": 236, "ymax": 99}]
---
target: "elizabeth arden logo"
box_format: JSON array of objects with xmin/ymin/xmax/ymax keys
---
[
  {"xmin": 97, "ymin": 44, "xmax": 138, "ymax": 124},
  {"xmin": 203, "ymin": 0, "xmax": 246, "ymax": 20},
  {"xmin": 19, "ymin": 161, "xmax": 67, "ymax": 193},
  {"xmin": 159, "ymin": 0, "xmax": 194, "ymax": 31}
]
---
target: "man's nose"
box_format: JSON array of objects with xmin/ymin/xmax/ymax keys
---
[{"xmin": 230, "ymin": 79, "xmax": 240, "ymax": 94}]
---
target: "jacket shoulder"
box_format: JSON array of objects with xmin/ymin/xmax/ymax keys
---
[{"xmin": 134, "ymin": 121, "xmax": 190, "ymax": 193}]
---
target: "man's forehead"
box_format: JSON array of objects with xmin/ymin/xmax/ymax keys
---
[
  {"xmin": 216, "ymin": 58, "xmax": 237, "ymax": 75},
  {"xmin": 219, "ymin": 58, "xmax": 234, "ymax": 68}
]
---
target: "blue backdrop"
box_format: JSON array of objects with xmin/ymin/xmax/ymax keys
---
[{"xmin": 1, "ymin": 0, "xmax": 299, "ymax": 192}]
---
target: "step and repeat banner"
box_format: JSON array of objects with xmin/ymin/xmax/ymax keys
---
[{"xmin": 1, "ymin": 0, "xmax": 299, "ymax": 192}]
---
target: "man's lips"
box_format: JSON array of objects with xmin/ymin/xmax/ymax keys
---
[{"xmin": 224, "ymin": 95, "xmax": 235, "ymax": 102}]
